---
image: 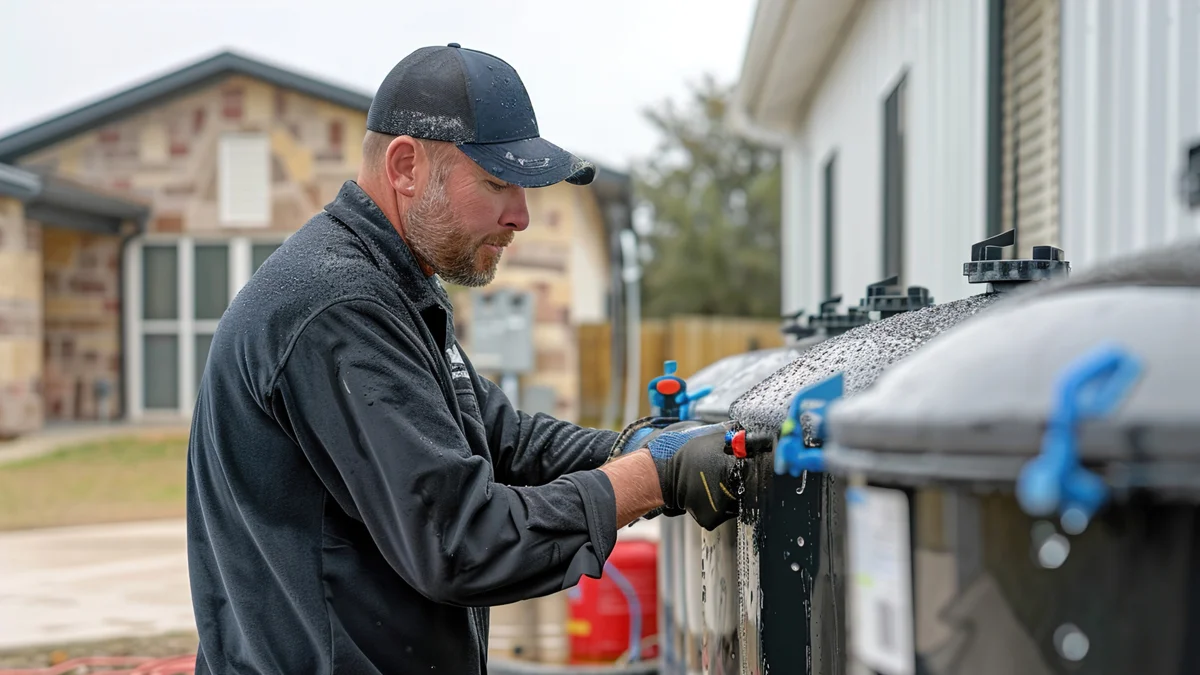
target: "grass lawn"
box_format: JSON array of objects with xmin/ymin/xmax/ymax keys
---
[{"xmin": 0, "ymin": 433, "xmax": 189, "ymax": 531}]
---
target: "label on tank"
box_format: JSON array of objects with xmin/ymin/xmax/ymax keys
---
[{"xmin": 846, "ymin": 486, "xmax": 915, "ymax": 675}]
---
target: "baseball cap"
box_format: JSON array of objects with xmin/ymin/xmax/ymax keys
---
[{"xmin": 366, "ymin": 43, "xmax": 596, "ymax": 188}]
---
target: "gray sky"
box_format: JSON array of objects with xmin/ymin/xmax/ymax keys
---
[{"xmin": 0, "ymin": 0, "xmax": 756, "ymax": 172}]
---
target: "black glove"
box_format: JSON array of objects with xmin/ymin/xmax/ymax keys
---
[{"xmin": 644, "ymin": 421, "xmax": 741, "ymax": 530}]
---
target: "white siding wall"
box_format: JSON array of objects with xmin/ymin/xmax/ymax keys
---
[
  {"xmin": 785, "ymin": 0, "xmax": 990, "ymax": 312},
  {"xmin": 1061, "ymin": 0, "xmax": 1200, "ymax": 268}
]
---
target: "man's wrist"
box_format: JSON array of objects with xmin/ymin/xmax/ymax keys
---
[{"xmin": 598, "ymin": 448, "xmax": 665, "ymax": 527}]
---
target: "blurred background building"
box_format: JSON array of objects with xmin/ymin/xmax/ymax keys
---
[
  {"xmin": 733, "ymin": 0, "xmax": 1200, "ymax": 316},
  {"xmin": 0, "ymin": 51, "xmax": 631, "ymax": 436}
]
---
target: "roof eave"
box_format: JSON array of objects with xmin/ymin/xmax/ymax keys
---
[
  {"xmin": 0, "ymin": 50, "xmax": 374, "ymax": 163},
  {"xmin": 20, "ymin": 172, "xmax": 150, "ymax": 235},
  {"xmin": 0, "ymin": 163, "xmax": 42, "ymax": 201},
  {"xmin": 730, "ymin": 0, "xmax": 865, "ymax": 144}
]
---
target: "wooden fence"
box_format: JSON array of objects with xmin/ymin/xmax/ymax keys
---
[{"xmin": 577, "ymin": 315, "xmax": 785, "ymax": 427}]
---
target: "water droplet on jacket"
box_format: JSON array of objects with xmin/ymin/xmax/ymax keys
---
[
  {"xmin": 367, "ymin": 400, "xmax": 374, "ymax": 406},
  {"xmin": 790, "ymin": 562, "xmax": 800, "ymax": 572}
]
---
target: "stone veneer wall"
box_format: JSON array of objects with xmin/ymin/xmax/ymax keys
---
[
  {"xmin": 19, "ymin": 72, "xmax": 610, "ymax": 425},
  {"xmin": 19, "ymin": 74, "xmax": 365, "ymax": 237},
  {"xmin": 41, "ymin": 226, "xmax": 122, "ymax": 421},
  {"xmin": 0, "ymin": 197, "xmax": 42, "ymax": 436}
]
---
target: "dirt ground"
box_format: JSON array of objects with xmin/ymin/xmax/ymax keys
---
[{"xmin": 0, "ymin": 631, "xmax": 198, "ymax": 668}]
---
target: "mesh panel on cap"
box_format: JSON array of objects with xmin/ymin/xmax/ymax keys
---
[{"xmin": 366, "ymin": 48, "xmax": 476, "ymax": 143}]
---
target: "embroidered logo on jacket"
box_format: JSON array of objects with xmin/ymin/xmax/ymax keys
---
[{"xmin": 446, "ymin": 345, "xmax": 471, "ymax": 381}]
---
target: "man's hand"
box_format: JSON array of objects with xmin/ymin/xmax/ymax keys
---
[{"xmin": 644, "ymin": 421, "xmax": 741, "ymax": 530}]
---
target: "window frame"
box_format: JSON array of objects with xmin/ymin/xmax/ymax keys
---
[{"xmin": 124, "ymin": 234, "xmax": 288, "ymax": 419}]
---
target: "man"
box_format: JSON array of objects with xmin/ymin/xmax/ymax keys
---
[{"xmin": 187, "ymin": 43, "xmax": 740, "ymax": 674}]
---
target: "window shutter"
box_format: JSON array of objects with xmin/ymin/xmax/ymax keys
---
[
  {"xmin": 1002, "ymin": 0, "xmax": 1060, "ymax": 257},
  {"xmin": 219, "ymin": 133, "xmax": 271, "ymax": 226}
]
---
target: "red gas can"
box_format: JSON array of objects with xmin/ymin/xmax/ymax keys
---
[{"xmin": 567, "ymin": 540, "xmax": 659, "ymax": 663}]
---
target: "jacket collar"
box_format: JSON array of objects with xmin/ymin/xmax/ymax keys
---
[{"xmin": 323, "ymin": 180, "xmax": 453, "ymax": 315}]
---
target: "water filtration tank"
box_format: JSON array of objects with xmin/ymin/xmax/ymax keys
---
[
  {"xmin": 656, "ymin": 340, "xmax": 814, "ymax": 675},
  {"xmin": 726, "ymin": 231, "xmax": 1067, "ymax": 675},
  {"xmin": 821, "ymin": 238, "xmax": 1200, "ymax": 675}
]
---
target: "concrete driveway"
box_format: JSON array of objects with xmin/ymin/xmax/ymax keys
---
[{"xmin": 0, "ymin": 519, "xmax": 194, "ymax": 650}]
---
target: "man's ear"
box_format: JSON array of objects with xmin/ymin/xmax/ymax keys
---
[{"xmin": 385, "ymin": 136, "xmax": 419, "ymax": 196}]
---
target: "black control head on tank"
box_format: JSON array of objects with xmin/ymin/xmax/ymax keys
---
[
  {"xmin": 963, "ymin": 229, "xmax": 1070, "ymax": 293},
  {"xmin": 780, "ymin": 308, "xmax": 818, "ymax": 341},
  {"xmin": 858, "ymin": 275, "xmax": 934, "ymax": 318},
  {"xmin": 806, "ymin": 295, "xmax": 871, "ymax": 337}
]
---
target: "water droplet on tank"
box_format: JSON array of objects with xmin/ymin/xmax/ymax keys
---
[
  {"xmin": 790, "ymin": 562, "xmax": 800, "ymax": 572},
  {"xmin": 737, "ymin": 484, "xmax": 745, "ymax": 495},
  {"xmin": 1030, "ymin": 520, "xmax": 1057, "ymax": 542},
  {"xmin": 1037, "ymin": 533, "xmax": 1070, "ymax": 569},
  {"xmin": 1054, "ymin": 623, "xmax": 1089, "ymax": 661},
  {"xmin": 1061, "ymin": 507, "xmax": 1089, "ymax": 535},
  {"xmin": 796, "ymin": 536, "xmax": 805, "ymax": 547}
]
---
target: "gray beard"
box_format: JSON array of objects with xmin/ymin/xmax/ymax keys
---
[{"xmin": 403, "ymin": 181, "xmax": 501, "ymax": 288}]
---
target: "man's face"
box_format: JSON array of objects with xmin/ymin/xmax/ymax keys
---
[{"xmin": 403, "ymin": 147, "xmax": 530, "ymax": 287}]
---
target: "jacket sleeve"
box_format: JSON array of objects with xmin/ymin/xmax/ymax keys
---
[
  {"xmin": 270, "ymin": 298, "xmax": 618, "ymax": 607},
  {"xmin": 468, "ymin": 363, "xmax": 619, "ymax": 487}
]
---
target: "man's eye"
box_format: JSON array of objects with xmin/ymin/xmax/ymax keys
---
[{"xmin": 487, "ymin": 181, "xmax": 507, "ymax": 192}]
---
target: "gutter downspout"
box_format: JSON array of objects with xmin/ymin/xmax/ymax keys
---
[
  {"xmin": 116, "ymin": 213, "xmax": 149, "ymax": 423},
  {"xmin": 618, "ymin": 228, "xmax": 642, "ymax": 425},
  {"xmin": 601, "ymin": 179, "xmax": 630, "ymax": 431}
]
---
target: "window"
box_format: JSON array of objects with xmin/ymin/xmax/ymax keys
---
[
  {"xmin": 252, "ymin": 243, "xmax": 280, "ymax": 272},
  {"xmin": 219, "ymin": 133, "xmax": 271, "ymax": 226},
  {"xmin": 822, "ymin": 153, "xmax": 837, "ymax": 300},
  {"xmin": 883, "ymin": 76, "xmax": 907, "ymax": 279},
  {"xmin": 127, "ymin": 236, "xmax": 287, "ymax": 418}
]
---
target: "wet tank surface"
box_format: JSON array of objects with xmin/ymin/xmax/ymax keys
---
[
  {"xmin": 820, "ymin": 239, "xmax": 1200, "ymax": 675},
  {"xmin": 690, "ymin": 343, "xmax": 817, "ymax": 424},
  {"xmin": 690, "ymin": 340, "xmax": 823, "ymax": 675},
  {"xmin": 659, "ymin": 339, "xmax": 820, "ymax": 675},
  {"xmin": 726, "ymin": 232, "xmax": 1068, "ymax": 675},
  {"xmin": 728, "ymin": 295, "xmax": 1001, "ymax": 675}
]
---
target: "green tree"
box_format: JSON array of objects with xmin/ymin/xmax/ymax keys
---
[{"xmin": 634, "ymin": 75, "xmax": 782, "ymax": 318}]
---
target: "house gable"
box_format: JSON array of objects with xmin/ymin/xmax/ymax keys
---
[
  {"xmin": 16, "ymin": 72, "xmax": 370, "ymax": 235},
  {"xmin": 0, "ymin": 51, "xmax": 372, "ymax": 164}
]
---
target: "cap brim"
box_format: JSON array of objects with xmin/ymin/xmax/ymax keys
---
[{"xmin": 458, "ymin": 137, "xmax": 596, "ymax": 188}]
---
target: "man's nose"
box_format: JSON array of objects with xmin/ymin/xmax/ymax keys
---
[{"xmin": 502, "ymin": 188, "xmax": 530, "ymax": 232}]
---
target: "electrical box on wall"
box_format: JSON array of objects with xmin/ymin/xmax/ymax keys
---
[{"xmin": 469, "ymin": 288, "xmax": 535, "ymax": 374}]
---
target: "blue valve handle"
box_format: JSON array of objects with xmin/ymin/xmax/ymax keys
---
[
  {"xmin": 1016, "ymin": 343, "xmax": 1142, "ymax": 534},
  {"xmin": 647, "ymin": 360, "xmax": 713, "ymax": 420},
  {"xmin": 775, "ymin": 373, "xmax": 844, "ymax": 477}
]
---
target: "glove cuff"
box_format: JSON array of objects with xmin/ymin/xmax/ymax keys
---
[{"xmin": 610, "ymin": 415, "xmax": 679, "ymax": 459}]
